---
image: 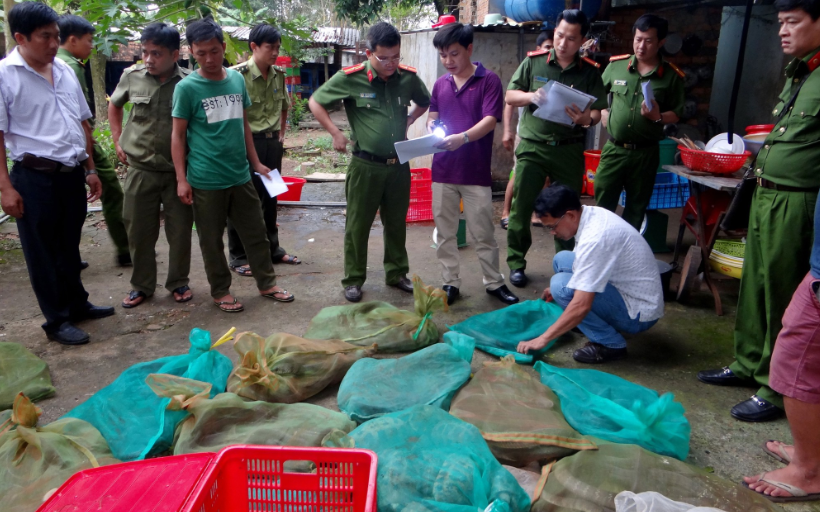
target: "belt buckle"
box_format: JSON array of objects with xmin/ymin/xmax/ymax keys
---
[
  {"xmin": 265, "ymin": 132, "xmax": 274, "ymax": 139},
  {"xmin": 757, "ymin": 177, "xmax": 763, "ymax": 187},
  {"xmin": 386, "ymin": 158, "xmax": 398, "ymax": 165}
]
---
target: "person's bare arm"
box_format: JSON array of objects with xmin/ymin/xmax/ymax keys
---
[
  {"xmin": 502, "ymin": 104, "xmax": 517, "ymax": 151},
  {"xmin": 0, "ymin": 132, "xmax": 23, "ymax": 218},
  {"xmin": 506, "ymin": 89, "xmax": 537, "ymax": 107},
  {"xmin": 426, "ymin": 111, "xmax": 440, "ymax": 133},
  {"xmin": 407, "ymin": 103, "xmax": 429, "ymax": 129},
  {"xmin": 517, "ymin": 290, "xmax": 595, "ymax": 353},
  {"xmin": 171, "ymin": 117, "xmax": 192, "ymax": 205},
  {"xmin": 309, "ymin": 97, "xmax": 349, "ymax": 152},
  {"xmin": 81, "ymin": 120, "xmax": 101, "ymax": 202},
  {"xmin": 244, "ymin": 111, "xmax": 270, "ymax": 178},
  {"xmin": 641, "ymin": 99, "xmax": 679, "ymax": 124},
  {"xmin": 279, "ymin": 109, "xmax": 287, "ymax": 143},
  {"xmin": 435, "ymin": 115, "xmax": 497, "ymax": 151},
  {"xmin": 108, "ymin": 102, "xmax": 128, "ymax": 165}
]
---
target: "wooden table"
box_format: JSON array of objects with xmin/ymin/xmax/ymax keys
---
[{"xmin": 662, "ymin": 165, "xmax": 743, "ymax": 316}]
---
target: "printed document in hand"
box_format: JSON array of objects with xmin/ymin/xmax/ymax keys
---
[
  {"xmin": 641, "ymin": 81, "xmax": 654, "ymax": 109},
  {"xmin": 394, "ymin": 134, "xmax": 447, "ymax": 164},
  {"xmin": 255, "ymin": 169, "xmax": 289, "ymax": 198},
  {"xmin": 532, "ymin": 81, "xmax": 597, "ymax": 127}
]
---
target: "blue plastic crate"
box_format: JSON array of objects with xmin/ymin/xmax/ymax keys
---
[{"xmin": 619, "ymin": 172, "xmax": 690, "ymax": 210}]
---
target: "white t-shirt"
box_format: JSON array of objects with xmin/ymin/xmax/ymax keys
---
[{"xmin": 568, "ymin": 206, "xmax": 664, "ymax": 322}]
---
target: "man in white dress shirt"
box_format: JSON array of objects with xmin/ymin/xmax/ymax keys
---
[
  {"xmin": 517, "ymin": 184, "xmax": 663, "ymax": 363},
  {"xmin": 0, "ymin": 2, "xmax": 113, "ymax": 345}
]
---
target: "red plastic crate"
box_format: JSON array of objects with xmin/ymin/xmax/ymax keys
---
[
  {"xmin": 37, "ymin": 452, "xmax": 215, "ymax": 512},
  {"xmin": 407, "ymin": 167, "xmax": 433, "ymax": 222},
  {"xmin": 181, "ymin": 445, "xmax": 378, "ymax": 512}
]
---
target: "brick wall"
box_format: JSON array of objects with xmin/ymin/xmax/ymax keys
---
[{"xmin": 458, "ymin": 0, "xmax": 490, "ymax": 25}]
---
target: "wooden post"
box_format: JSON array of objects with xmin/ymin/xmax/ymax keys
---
[
  {"xmin": 4, "ymin": 0, "xmax": 16, "ymax": 55},
  {"xmin": 90, "ymin": 52, "xmax": 109, "ymax": 122}
]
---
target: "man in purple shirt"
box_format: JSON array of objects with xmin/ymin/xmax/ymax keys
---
[{"xmin": 426, "ymin": 23, "xmax": 518, "ymax": 306}]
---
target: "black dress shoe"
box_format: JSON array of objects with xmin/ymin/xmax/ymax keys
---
[
  {"xmin": 117, "ymin": 253, "xmax": 133, "ymax": 267},
  {"xmin": 46, "ymin": 322, "xmax": 90, "ymax": 345},
  {"xmin": 572, "ymin": 342, "xmax": 628, "ymax": 364},
  {"xmin": 389, "ymin": 276, "xmax": 414, "ymax": 293},
  {"xmin": 487, "ymin": 285, "xmax": 519, "ymax": 305},
  {"xmin": 80, "ymin": 260, "xmax": 89, "ymax": 270},
  {"xmin": 442, "ymin": 285, "xmax": 459, "ymax": 305},
  {"xmin": 72, "ymin": 303, "xmax": 116, "ymax": 321},
  {"xmin": 344, "ymin": 285, "xmax": 362, "ymax": 303},
  {"xmin": 510, "ymin": 269, "xmax": 528, "ymax": 288},
  {"xmin": 731, "ymin": 395, "xmax": 785, "ymax": 422},
  {"xmin": 697, "ymin": 367, "xmax": 753, "ymax": 386}
]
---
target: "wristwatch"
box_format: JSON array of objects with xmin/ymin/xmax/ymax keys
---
[
  {"xmin": 85, "ymin": 169, "xmax": 98, "ymax": 176},
  {"xmin": 462, "ymin": 132, "xmax": 469, "ymax": 144},
  {"xmin": 654, "ymin": 115, "xmax": 664, "ymax": 124}
]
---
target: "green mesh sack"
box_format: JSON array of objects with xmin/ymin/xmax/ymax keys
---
[
  {"xmin": 535, "ymin": 362, "xmax": 690, "ymax": 460},
  {"xmin": 340, "ymin": 405, "xmax": 531, "ymax": 512},
  {"xmin": 304, "ymin": 276, "xmax": 448, "ymax": 353},
  {"xmin": 337, "ymin": 342, "xmax": 472, "ymax": 423},
  {"xmin": 450, "ymin": 356, "xmax": 596, "ymax": 466},
  {"xmin": 0, "ymin": 394, "xmax": 119, "ymax": 512},
  {"xmin": 448, "ymin": 300, "xmax": 564, "ymax": 363},
  {"xmin": 0, "ymin": 342, "xmax": 55, "ymax": 409},
  {"xmin": 531, "ymin": 442, "xmax": 782, "ymax": 512},
  {"xmin": 227, "ymin": 332, "xmax": 376, "ymax": 403},
  {"xmin": 64, "ymin": 328, "xmax": 234, "ymax": 461},
  {"xmin": 148, "ymin": 375, "xmax": 356, "ymax": 456}
]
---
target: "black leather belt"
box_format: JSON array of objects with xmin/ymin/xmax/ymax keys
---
[
  {"xmin": 353, "ymin": 151, "xmax": 399, "ymax": 165},
  {"xmin": 609, "ymin": 139, "xmax": 656, "ymax": 150},
  {"xmin": 17, "ymin": 153, "xmax": 81, "ymax": 173},
  {"xmin": 544, "ymin": 137, "xmax": 585, "ymax": 147},
  {"xmin": 253, "ymin": 130, "xmax": 280, "ymax": 139},
  {"xmin": 757, "ymin": 177, "xmax": 818, "ymax": 193}
]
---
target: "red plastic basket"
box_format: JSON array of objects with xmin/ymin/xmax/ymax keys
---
[
  {"xmin": 181, "ymin": 445, "xmax": 378, "ymax": 512},
  {"xmin": 678, "ymin": 146, "xmax": 751, "ymax": 175},
  {"xmin": 407, "ymin": 167, "xmax": 433, "ymax": 222}
]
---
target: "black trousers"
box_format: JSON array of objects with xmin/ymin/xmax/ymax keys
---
[
  {"xmin": 10, "ymin": 164, "xmax": 90, "ymax": 332},
  {"xmin": 227, "ymin": 136, "xmax": 287, "ymax": 266}
]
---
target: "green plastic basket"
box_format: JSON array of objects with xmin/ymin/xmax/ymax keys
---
[{"xmin": 713, "ymin": 239, "xmax": 746, "ymax": 259}]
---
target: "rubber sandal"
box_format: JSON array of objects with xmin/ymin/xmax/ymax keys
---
[
  {"xmin": 277, "ymin": 254, "xmax": 302, "ymax": 265},
  {"xmin": 743, "ymin": 473, "xmax": 820, "ymax": 503},
  {"xmin": 230, "ymin": 264, "xmax": 253, "ymax": 277},
  {"xmin": 214, "ymin": 298, "xmax": 244, "ymax": 312},
  {"xmin": 122, "ymin": 290, "xmax": 147, "ymax": 308},
  {"xmin": 261, "ymin": 289, "xmax": 295, "ymax": 302},
  {"xmin": 500, "ymin": 217, "xmax": 509, "ymax": 230},
  {"xmin": 762, "ymin": 440, "xmax": 792, "ymax": 464},
  {"xmin": 173, "ymin": 285, "xmax": 193, "ymax": 303}
]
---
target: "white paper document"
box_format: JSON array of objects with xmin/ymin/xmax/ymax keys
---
[
  {"xmin": 394, "ymin": 133, "xmax": 447, "ymax": 164},
  {"xmin": 532, "ymin": 81, "xmax": 597, "ymax": 127},
  {"xmin": 641, "ymin": 81, "xmax": 654, "ymax": 109},
  {"xmin": 255, "ymin": 169, "xmax": 289, "ymax": 198}
]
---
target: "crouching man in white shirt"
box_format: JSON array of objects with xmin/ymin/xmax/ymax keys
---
[{"xmin": 517, "ymin": 184, "xmax": 663, "ymax": 364}]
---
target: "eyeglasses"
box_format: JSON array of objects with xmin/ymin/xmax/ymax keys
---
[
  {"xmin": 372, "ymin": 55, "xmax": 403, "ymax": 64},
  {"xmin": 544, "ymin": 214, "xmax": 565, "ymax": 233}
]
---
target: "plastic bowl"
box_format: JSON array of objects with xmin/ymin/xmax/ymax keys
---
[
  {"xmin": 745, "ymin": 124, "xmax": 775, "ymax": 135},
  {"xmin": 742, "ymin": 132, "xmax": 769, "ymax": 157}
]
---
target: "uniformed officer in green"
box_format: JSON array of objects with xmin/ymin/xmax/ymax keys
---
[
  {"xmin": 108, "ymin": 23, "xmax": 194, "ymax": 308},
  {"xmin": 505, "ymin": 9, "xmax": 607, "ymax": 288},
  {"xmin": 227, "ymin": 23, "xmax": 300, "ymax": 277},
  {"xmin": 698, "ymin": 0, "xmax": 820, "ymax": 422},
  {"xmin": 309, "ymin": 21, "xmax": 431, "ymax": 302},
  {"xmin": 56, "ymin": 15, "xmax": 130, "ymax": 266},
  {"xmin": 596, "ymin": 14, "xmax": 685, "ymax": 230}
]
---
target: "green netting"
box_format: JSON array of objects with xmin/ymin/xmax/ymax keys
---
[
  {"xmin": 342, "ymin": 405, "xmax": 532, "ymax": 512},
  {"xmin": 450, "ymin": 356, "xmax": 596, "ymax": 466},
  {"xmin": 337, "ymin": 342, "xmax": 472, "ymax": 423},
  {"xmin": 0, "ymin": 394, "xmax": 119, "ymax": 512},
  {"xmin": 448, "ymin": 300, "xmax": 564, "ymax": 363},
  {"xmin": 227, "ymin": 332, "xmax": 375, "ymax": 403},
  {"xmin": 531, "ymin": 442, "xmax": 783, "ymax": 512},
  {"xmin": 147, "ymin": 374, "xmax": 356, "ymax": 456},
  {"xmin": 535, "ymin": 362, "xmax": 690, "ymax": 460},
  {"xmin": 0, "ymin": 342, "xmax": 55, "ymax": 409},
  {"xmin": 63, "ymin": 328, "xmax": 234, "ymax": 461},
  {"xmin": 303, "ymin": 276, "xmax": 448, "ymax": 353}
]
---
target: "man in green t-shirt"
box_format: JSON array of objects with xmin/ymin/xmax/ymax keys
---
[{"xmin": 171, "ymin": 18, "xmax": 295, "ymax": 313}]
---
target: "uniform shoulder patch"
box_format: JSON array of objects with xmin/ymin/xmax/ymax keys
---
[
  {"xmin": 122, "ymin": 63, "xmax": 146, "ymax": 74},
  {"xmin": 582, "ymin": 56, "xmax": 601, "ymax": 68},
  {"xmin": 527, "ymin": 48, "xmax": 550, "ymax": 58},
  {"xmin": 273, "ymin": 65, "xmax": 285, "ymax": 73},
  {"xmin": 667, "ymin": 62, "xmax": 686, "ymax": 78},
  {"xmin": 609, "ymin": 54, "xmax": 631, "ymax": 62},
  {"xmin": 343, "ymin": 63, "xmax": 365, "ymax": 74},
  {"xmin": 230, "ymin": 61, "xmax": 250, "ymax": 73},
  {"xmin": 399, "ymin": 64, "xmax": 417, "ymax": 73}
]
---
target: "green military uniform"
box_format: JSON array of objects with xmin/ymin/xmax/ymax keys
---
[
  {"xmin": 730, "ymin": 48, "xmax": 820, "ymax": 409},
  {"xmin": 311, "ymin": 60, "xmax": 431, "ymax": 288},
  {"xmin": 56, "ymin": 48, "xmax": 129, "ymax": 258},
  {"xmin": 109, "ymin": 63, "xmax": 194, "ymax": 297},
  {"xmin": 595, "ymin": 54, "xmax": 685, "ymax": 229},
  {"xmin": 506, "ymin": 49, "xmax": 607, "ymax": 266},
  {"xmin": 226, "ymin": 58, "xmax": 290, "ymax": 267}
]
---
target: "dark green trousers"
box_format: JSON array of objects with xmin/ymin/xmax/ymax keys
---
[
  {"xmin": 93, "ymin": 143, "xmax": 129, "ymax": 256},
  {"xmin": 594, "ymin": 140, "xmax": 659, "ymax": 230},
  {"xmin": 730, "ymin": 186, "xmax": 817, "ymax": 408},
  {"xmin": 343, "ymin": 156, "xmax": 411, "ymax": 288},
  {"xmin": 507, "ymin": 138, "xmax": 584, "ymax": 270},
  {"xmin": 122, "ymin": 169, "xmax": 193, "ymax": 296}
]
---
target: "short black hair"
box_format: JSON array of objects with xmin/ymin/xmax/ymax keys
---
[
  {"xmin": 57, "ymin": 14, "xmax": 94, "ymax": 44},
  {"xmin": 533, "ymin": 184, "xmax": 582, "ymax": 218},
  {"xmin": 555, "ymin": 9, "xmax": 590, "ymax": 38},
  {"xmin": 536, "ymin": 29, "xmax": 554, "ymax": 47},
  {"xmin": 433, "ymin": 22, "xmax": 473, "ymax": 50},
  {"xmin": 775, "ymin": 0, "xmax": 820, "ymax": 20},
  {"xmin": 186, "ymin": 17, "xmax": 223, "ymax": 46},
  {"xmin": 8, "ymin": 2, "xmax": 59, "ymax": 40},
  {"xmin": 366, "ymin": 21, "xmax": 400, "ymax": 51},
  {"xmin": 633, "ymin": 14, "xmax": 669, "ymax": 40},
  {"xmin": 249, "ymin": 23, "xmax": 281, "ymax": 50},
  {"xmin": 141, "ymin": 22, "xmax": 180, "ymax": 51}
]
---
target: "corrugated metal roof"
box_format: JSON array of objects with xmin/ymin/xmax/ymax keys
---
[{"xmin": 221, "ymin": 25, "xmax": 360, "ymax": 47}]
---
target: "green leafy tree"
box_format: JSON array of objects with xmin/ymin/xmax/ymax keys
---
[{"xmin": 334, "ymin": 0, "xmax": 455, "ymax": 26}]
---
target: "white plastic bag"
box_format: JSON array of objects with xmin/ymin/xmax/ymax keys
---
[{"xmin": 615, "ymin": 491, "xmax": 727, "ymax": 512}]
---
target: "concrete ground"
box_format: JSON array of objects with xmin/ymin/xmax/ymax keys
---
[{"xmin": 0, "ymin": 190, "xmax": 814, "ymax": 511}]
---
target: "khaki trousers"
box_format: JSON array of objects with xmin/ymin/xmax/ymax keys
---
[{"xmin": 432, "ymin": 182, "xmax": 504, "ymax": 290}]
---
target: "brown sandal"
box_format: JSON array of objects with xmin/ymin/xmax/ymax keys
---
[
  {"xmin": 261, "ymin": 289, "xmax": 295, "ymax": 302},
  {"xmin": 214, "ymin": 298, "xmax": 244, "ymax": 312}
]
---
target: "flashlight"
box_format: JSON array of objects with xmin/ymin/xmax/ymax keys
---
[{"xmin": 432, "ymin": 120, "xmax": 446, "ymax": 139}]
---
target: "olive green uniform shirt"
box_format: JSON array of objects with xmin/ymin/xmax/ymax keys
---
[
  {"xmin": 231, "ymin": 58, "xmax": 290, "ymax": 134},
  {"xmin": 507, "ymin": 49, "xmax": 607, "ymax": 143},
  {"xmin": 56, "ymin": 48, "xmax": 91, "ymax": 104},
  {"xmin": 755, "ymin": 47, "xmax": 820, "ymax": 188},
  {"xmin": 110, "ymin": 64, "xmax": 190, "ymax": 172},
  {"xmin": 311, "ymin": 60, "xmax": 431, "ymax": 158},
  {"xmin": 602, "ymin": 55, "xmax": 685, "ymax": 144}
]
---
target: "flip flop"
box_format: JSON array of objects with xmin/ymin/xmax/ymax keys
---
[
  {"xmin": 762, "ymin": 440, "xmax": 792, "ymax": 464},
  {"xmin": 122, "ymin": 290, "xmax": 147, "ymax": 309},
  {"xmin": 500, "ymin": 217, "xmax": 509, "ymax": 230},
  {"xmin": 172, "ymin": 285, "xmax": 193, "ymax": 303},
  {"xmin": 230, "ymin": 264, "xmax": 253, "ymax": 277},
  {"xmin": 743, "ymin": 473, "xmax": 820, "ymax": 503},
  {"xmin": 261, "ymin": 289, "xmax": 295, "ymax": 302},
  {"xmin": 277, "ymin": 254, "xmax": 301, "ymax": 265},
  {"xmin": 214, "ymin": 298, "xmax": 244, "ymax": 313}
]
